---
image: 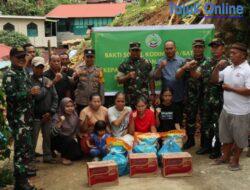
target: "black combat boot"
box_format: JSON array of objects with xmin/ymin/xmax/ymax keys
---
[
  {"xmin": 209, "ymin": 137, "xmax": 221, "ymax": 159},
  {"xmin": 196, "ymin": 146, "xmax": 211, "ymax": 155},
  {"xmin": 196, "ymin": 135, "xmax": 211, "ymax": 155},
  {"xmin": 200, "ymin": 133, "xmax": 205, "ymax": 148},
  {"xmin": 14, "ymin": 177, "xmax": 37, "ymax": 190},
  {"xmin": 183, "ymin": 135, "xmax": 195, "ymax": 150}
]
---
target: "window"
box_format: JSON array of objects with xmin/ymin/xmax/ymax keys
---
[
  {"xmin": 3, "ymin": 23, "xmax": 15, "ymax": 32},
  {"xmin": 98, "ymin": 18, "xmax": 103, "ymax": 26},
  {"xmin": 45, "ymin": 21, "xmax": 56, "ymax": 37},
  {"xmin": 27, "ymin": 22, "xmax": 38, "ymax": 37},
  {"xmin": 73, "ymin": 18, "xmax": 86, "ymax": 35},
  {"xmin": 57, "ymin": 19, "xmax": 70, "ymax": 32}
]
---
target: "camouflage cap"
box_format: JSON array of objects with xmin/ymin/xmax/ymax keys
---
[
  {"xmin": 129, "ymin": 42, "xmax": 141, "ymax": 50},
  {"xmin": 84, "ymin": 49, "xmax": 95, "ymax": 56},
  {"xmin": 192, "ymin": 38, "xmax": 205, "ymax": 47},
  {"xmin": 208, "ymin": 38, "xmax": 225, "ymax": 46},
  {"xmin": 9, "ymin": 46, "xmax": 26, "ymax": 58}
]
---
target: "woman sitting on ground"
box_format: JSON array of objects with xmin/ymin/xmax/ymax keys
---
[
  {"xmin": 108, "ymin": 92, "xmax": 132, "ymax": 137},
  {"xmin": 129, "ymin": 96, "xmax": 157, "ymax": 135},
  {"xmin": 79, "ymin": 93, "xmax": 109, "ymax": 155},
  {"xmin": 51, "ymin": 97, "xmax": 82, "ymax": 165},
  {"xmin": 156, "ymin": 88, "xmax": 181, "ymax": 132}
]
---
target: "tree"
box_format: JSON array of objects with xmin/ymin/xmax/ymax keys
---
[
  {"xmin": 0, "ymin": 0, "xmax": 44, "ymax": 16},
  {"xmin": 140, "ymin": 0, "xmax": 147, "ymax": 7},
  {"xmin": 0, "ymin": 31, "xmax": 30, "ymax": 47},
  {"xmin": 0, "ymin": 0, "xmax": 83, "ymax": 16}
]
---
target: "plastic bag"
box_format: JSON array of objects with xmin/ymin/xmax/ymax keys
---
[
  {"xmin": 119, "ymin": 134, "xmax": 134, "ymax": 148},
  {"xmin": 160, "ymin": 130, "xmax": 186, "ymax": 148},
  {"xmin": 133, "ymin": 142, "xmax": 158, "ymax": 154},
  {"xmin": 110, "ymin": 146, "xmax": 127, "ymax": 155},
  {"xmin": 135, "ymin": 132, "xmax": 160, "ymax": 146},
  {"xmin": 162, "ymin": 135, "xmax": 183, "ymax": 148},
  {"xmin": 106, "ymin": 137, "xmax": 132, "ymax": 152},
  {"xmin": 158, "ymin": 137, "xmax": 182, "ymax": 157},
  {"xmin": 160, "ymin": 129, "xmax": 186, "ymax": 138},
  {"xmin": 103, "ymin": 152, "xmax": 128, "ymax": 176}
]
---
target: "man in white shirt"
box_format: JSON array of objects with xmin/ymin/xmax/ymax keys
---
[{"xmin": 211, "ymin": 42, "xmax": 250, "ymax": 171}]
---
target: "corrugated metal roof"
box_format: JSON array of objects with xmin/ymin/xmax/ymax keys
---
[
  {"xmin": 46, "ymin": 3, "xmax": 126, "ymax": 18},
  {"xmin": 0, "ymin": 44, "xmax": 11, "ymax": 60}
]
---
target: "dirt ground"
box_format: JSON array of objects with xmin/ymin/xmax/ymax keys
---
[{"xmin": 27, "ymin": 135, "xmax": 250, "ymax": 190}]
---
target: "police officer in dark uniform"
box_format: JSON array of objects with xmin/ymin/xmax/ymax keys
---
[{"xmin": 74, "ymin": 49, "xmax": 104, "ymax": 114}]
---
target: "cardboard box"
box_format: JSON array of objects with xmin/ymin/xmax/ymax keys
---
[
  {"xmin": 129, "ymin": 153, "xmax": 158, "ymax": 177},
  {"xmin": 162, "ymin": 152, "xmax": 192, "ymax": 177},
  {"xmin": 87, "ymin": 160, "xmax": 119, "ymax": 187}
]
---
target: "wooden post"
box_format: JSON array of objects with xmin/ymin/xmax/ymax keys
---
[{"xmin": 48, "ymin": 40, "xmax": 51, "ymax": 61}]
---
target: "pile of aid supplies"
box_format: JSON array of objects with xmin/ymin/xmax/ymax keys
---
[{"xmin": 86, "ymin": 130, "xmax": 193, "ymax": 187}]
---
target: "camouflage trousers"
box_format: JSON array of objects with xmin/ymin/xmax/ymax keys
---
[
  {"xmin": 11, "ymin": 121, "xmax": 33, "ymax": 178},
  {"xmin": 200, "ymin": 102, "xmax": 222, "ymax": 140},
  {"xmin": 184, "ymin": 99, "xmax": 200, "ymax": 136}
]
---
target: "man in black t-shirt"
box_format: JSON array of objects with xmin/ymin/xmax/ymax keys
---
[{"xmin": 44, "ymin": 54, "xmax": 72, "ymax": 102}]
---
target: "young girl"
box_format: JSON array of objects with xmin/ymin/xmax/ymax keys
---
[
  {"xmin": 129, "ymin": 96, "xmax": 157, "ymax": 135},
  {"xmin": 86, "ymin": 120, "xmax": 110, "ymax": 160},
  {"xmin": 156, "ymin": 88, "xmax": 181, "ymax": 132},
  {"xmin": 51, "ymin": 98, "xmax": 82, "ymax": 165}
]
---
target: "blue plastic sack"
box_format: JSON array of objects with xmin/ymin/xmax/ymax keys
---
[
  {"xmin": 133, "ymin": 142, "xmax": 157, "ymax": 153},
  {"xmin": 110, "ymin": 146, "xmax": 127, "ymax": 155},
  {"xmin": 158, "ymin": 137, "xmax": 182, "ymax": 157},
  {"xmin": 139, "ymin": 137, "xmax": 158, "ymax": 146},
  {"xmin": 103, "ymin": 152, "xmax": 128, "ymax": 176}
]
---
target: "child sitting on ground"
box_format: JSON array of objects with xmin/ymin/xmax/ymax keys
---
[{"xmin": 86, "ymin": 120, "xmax": 110, "ymax": 161}]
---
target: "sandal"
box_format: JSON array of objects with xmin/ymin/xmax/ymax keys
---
[
  {"xmin": 212, "ymin": 158, "xmax": 229, "ymax": 165},
  {"xmin": 228, "ymin": 164, "xmax": 241, "ymax": 171},
  {"xmin": 62, "ymin": 158, "xmax": 72, "ymax": 165}
]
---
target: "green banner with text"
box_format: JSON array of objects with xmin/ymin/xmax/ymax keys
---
[{"xmin": 92, "ymin": 25, "xmax": 215, "ymax": 95}]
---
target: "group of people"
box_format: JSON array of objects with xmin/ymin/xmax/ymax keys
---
[{"xmin": 2, "ymin": 37, "xmax": 250, "ymax": 190}]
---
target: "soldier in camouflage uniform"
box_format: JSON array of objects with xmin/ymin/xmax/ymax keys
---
[
  {"xmin": 198, "ymin": 38, "xmax": 229, "ymax": 158},
  {"xmin": 117, "ymin": 42, "xmax": 155, "ymax": 109},
  {"xmin": 3, "ymin": 47, "xmax": 37, "ymax": 190},
  {"xmin": 74, "ymin": 49, "xmax": 104, "ymax": 114},
  {"xmin": 176, "ymin": 39, "xmax": 208, "ymax": 150}
]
